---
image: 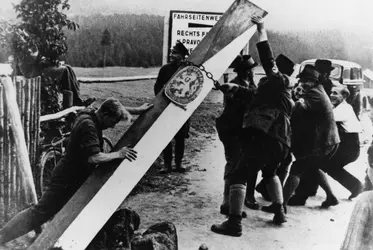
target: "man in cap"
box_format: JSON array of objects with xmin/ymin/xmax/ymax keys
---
[
  {"xmin": 282, "ymin": 64, "xmax": 340, "ymax": 209},
  {"xmin": 216, "ymin": 54, "xmax": 258, "ymax": 214},
  {"xmin": 211, "ymin": 16, "xmax": 295, "ymax": 236},
  {"xmin": 154, "ymin": 41, "xmax": 190, "ymax": 173},
  {"xmin": 315, "ymin": 59, "xmax": 335, "ymax": 97}
]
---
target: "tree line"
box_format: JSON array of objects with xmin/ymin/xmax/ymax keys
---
[{"xmin": 2, "ymin": 12, "xmax": 371, "ymax": 69}]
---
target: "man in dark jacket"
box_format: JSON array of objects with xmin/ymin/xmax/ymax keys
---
[
  {"xmin": 288, "ymin": 59, "xmax": 335, "ymax": 205},
  {"xmin": 154, "ymin": 41, "xmax": 190, "ymax": 173},
  {"xmin": 216, "ymin": 54, "xmax": 258, "ymax": 214},
  {"xmin": 211, "ymin": 16, "xmax": 294, "ymax": 237},
  {"xmin": 283, "ymin": 65, "xmax": 340, "ymax": 208},
  {"xmin": 0, "ymin": 98, "xmax": 152, "ymax": 245}
]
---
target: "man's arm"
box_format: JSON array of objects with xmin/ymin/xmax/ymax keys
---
[
  {"xmin": 88, "ymin": 146, "xmax": 137, "ymax": 164},
  {"xmin": 251, "ymin": 16, "xmax": 277, "ymax": 78},
  {"xmin": 219, "ymin": 83, "xmax": 255, "ymax": 101},
  {"xmin": 124, "ymin": 103, "xmax": 153, "ymax": 115}
]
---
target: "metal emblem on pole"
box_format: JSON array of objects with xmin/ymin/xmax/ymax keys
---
[{"xmin": 164, "ymin": 65, "xmax": 204, "ymax": 109}]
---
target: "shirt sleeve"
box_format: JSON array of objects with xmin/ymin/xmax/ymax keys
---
[
  {"xmin": 333, "ymin": 102, "xmax": 350, "ymax": 123},
  {"xmin": 79, "ymin": 120, "xmax": 101, "ymax": 159}
]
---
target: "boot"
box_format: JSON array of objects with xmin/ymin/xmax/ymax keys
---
[
  {"xmin": 160, "ymin": 163, "xmax": 172, "ymax": 174},
  {"xmin": 211, "ymin": 215, "xmax": 242, "ymax": 237},
  {"xmin": 174, "ymin": 163, "xmax": 186, "ymax": 173},
  {"xmin": 261, "ymin": 203, "xmax": 287, "ymax": 214},
  {"xmin": 321, "ymin": 196, "xmax": 339, "ymax": 208},
  {"xmin": 317, "ymin": 170, "xmax": 339, "ymax": 208},
  {"xmin": 265, "ymin": 176, "xmax": 287, "ymax": 224},
  {"xmin": 272, "ymin": 203, "xmax": 287, "ymax": 225},
  {"xmin": 211, "ymin": 184, "xmax": 245, "ymax": 237}
]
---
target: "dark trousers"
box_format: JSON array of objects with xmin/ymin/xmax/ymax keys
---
[
  {"xmin": 0, "ymin": 184, "xmax": 77, "ymax": 244},
  {"xmin": 219, "ymin": 134, "xmax": 243, "ymax": 180},
  {"xmin": 227, "ymin": 129, "xmax": 289, "ymax": 185},
  {"xmin": 326, "ymin": 132, "xmax": 361, "ymax": 192},
  {"xmin": 163, "ymin": 121, "xmax": 189, "ymax": 167},
  {"xmin": 295, "ymin": 133, "xmax": 360, "ymax": 198}
]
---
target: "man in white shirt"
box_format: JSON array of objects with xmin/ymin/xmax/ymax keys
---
[{"xmin": 326, "ymin": 85, "xmax": 363, "ymax": 199}]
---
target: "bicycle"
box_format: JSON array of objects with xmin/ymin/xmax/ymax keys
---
[{"xmin": 37, "ymin": 106, "xmax": 113, "ymax": 195}]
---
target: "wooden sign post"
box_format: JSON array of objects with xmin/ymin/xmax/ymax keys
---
[{"xmin": 29, "ymin": 1, "xmax": 267, "ymax": 249}]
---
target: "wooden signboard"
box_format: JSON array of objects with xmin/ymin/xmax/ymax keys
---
[{"xmin": 29, "ymin": 0, "xmax": 267, "ymax": 249}]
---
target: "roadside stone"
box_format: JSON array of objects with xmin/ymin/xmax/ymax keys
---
[
  {"xmin": 86, "ymin": 208, "xmax": 140, "ymax": 250},
  {"xmin": 198, "ymin": 243, "xmax": 208, "ymax": 250},
  {"xmin": 131, "ymin": 222, "xmax": 178, "ymax": 250}
]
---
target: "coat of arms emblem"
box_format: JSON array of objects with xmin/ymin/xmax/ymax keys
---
[{"xmin": 164, "ymin": 66, "xmax": 204, "ymax": 109}]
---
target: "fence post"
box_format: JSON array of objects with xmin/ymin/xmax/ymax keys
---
[{"xmin": 0, "ymin": 76, "xmax": 38, "ymax": 204}]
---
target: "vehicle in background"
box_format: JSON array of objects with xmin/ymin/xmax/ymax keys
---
[{"xmin": 299, "ymin": 59, "xmax": 365, "ymax": 118}]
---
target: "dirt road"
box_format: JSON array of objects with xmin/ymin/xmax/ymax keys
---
[{"xmin": 121, "ymin": 130, "xmax": 370, "ymax": 250}]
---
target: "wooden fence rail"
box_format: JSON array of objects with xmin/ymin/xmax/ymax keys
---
[{"xmin": 0, "ymin": 76, "xmax": 41, "ymax": 224}]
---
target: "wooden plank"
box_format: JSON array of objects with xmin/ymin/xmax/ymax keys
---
[
  {"xmin": 29, "ymin": 1, "xmax": 267, "ymax": 249},
  {"xmin": 77, "ymin": 75, "xmax": 157, "ymax": 83}
]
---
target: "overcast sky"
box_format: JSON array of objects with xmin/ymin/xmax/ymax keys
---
[{"xmin": 3, "ymin": 0, "xmax": 373, "ymax": 33}]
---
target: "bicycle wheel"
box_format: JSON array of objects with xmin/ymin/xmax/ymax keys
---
[
  {"xmin": 39, "ymin": 147, "xmax": 62, "ymax": 194},
  {"xmin": 102, "ymin": 136, "xmax": 114, "ymax": 153}
]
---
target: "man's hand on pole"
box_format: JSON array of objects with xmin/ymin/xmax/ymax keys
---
[
  {"xmin": 251, "ymin": 15, "xmax": 268, "ymax": 42},
  {"xmin": 220, "ymin": 83, "xmax": 239, "ymax": 94},
  {"xmin": 117, "ymin": 147, "xmax": 138, "ymax": 162}
]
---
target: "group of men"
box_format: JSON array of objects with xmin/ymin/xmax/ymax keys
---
[
  {"xmin": 0, "ymin": 12, "xmax": 366, "ymax": 247},
  {"xmin": 211, "ymin": 15, "xmax": 363, "ymax": 237}
]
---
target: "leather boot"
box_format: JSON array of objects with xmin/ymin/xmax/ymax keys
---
[
  {"xmin": 211, "ymin": 184, "xmax": 245, "ymax": 236},
  {"xmin": 272, "ymin": 203, "xmax": 287, "ymax": 225},
  {"xmin": 211, "ymin": 215, "xmax": 242, "ymax": 237},
  {"xmin": 262, "ymin": 203, "xmax": 287, "ymax": 214},
  {"xmin": 160, "ymin": 163, "xmax": 172, "ymax": 174}
]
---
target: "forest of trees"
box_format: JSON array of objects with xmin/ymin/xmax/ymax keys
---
[
  {"xmin": 1, "ymin": 13, "xmax": 371, "ymax": 69},
  {"xmin": 63, "ymin": 13, "xmax": 164, "ymax": 67}
]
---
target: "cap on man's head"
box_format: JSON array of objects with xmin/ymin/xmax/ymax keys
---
[
  {"xmin": 171, "ymin": 41, "xmax": 189, "ymax": 57},
  {"xmin": 315, "ymin": 59, "xmax": 334, "ymax": 73},
  {"xmin": 275, "ymin": 54, "xmax": 294, "ymax": 76},
  {"xmin": 297, "ymin": 64, "xmax": 320, "ymax": 82},
  {"xmin": 233, "ymin": 54, "xmax": 258, "ymax": 72}
]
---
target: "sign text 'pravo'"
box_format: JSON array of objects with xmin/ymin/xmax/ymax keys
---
[{"xmin": 170, "ymin": 11, "xmax": 223, "ymax": 55}]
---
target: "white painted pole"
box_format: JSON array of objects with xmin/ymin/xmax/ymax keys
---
[{"xmin": 54, "ymin": 26, "xmax": 257, "ymax": 250}]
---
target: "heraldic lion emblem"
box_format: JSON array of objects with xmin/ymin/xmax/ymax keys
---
[{"xmin": 164, "ymin": 65, "xmax": 204, "ymax": 108}]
